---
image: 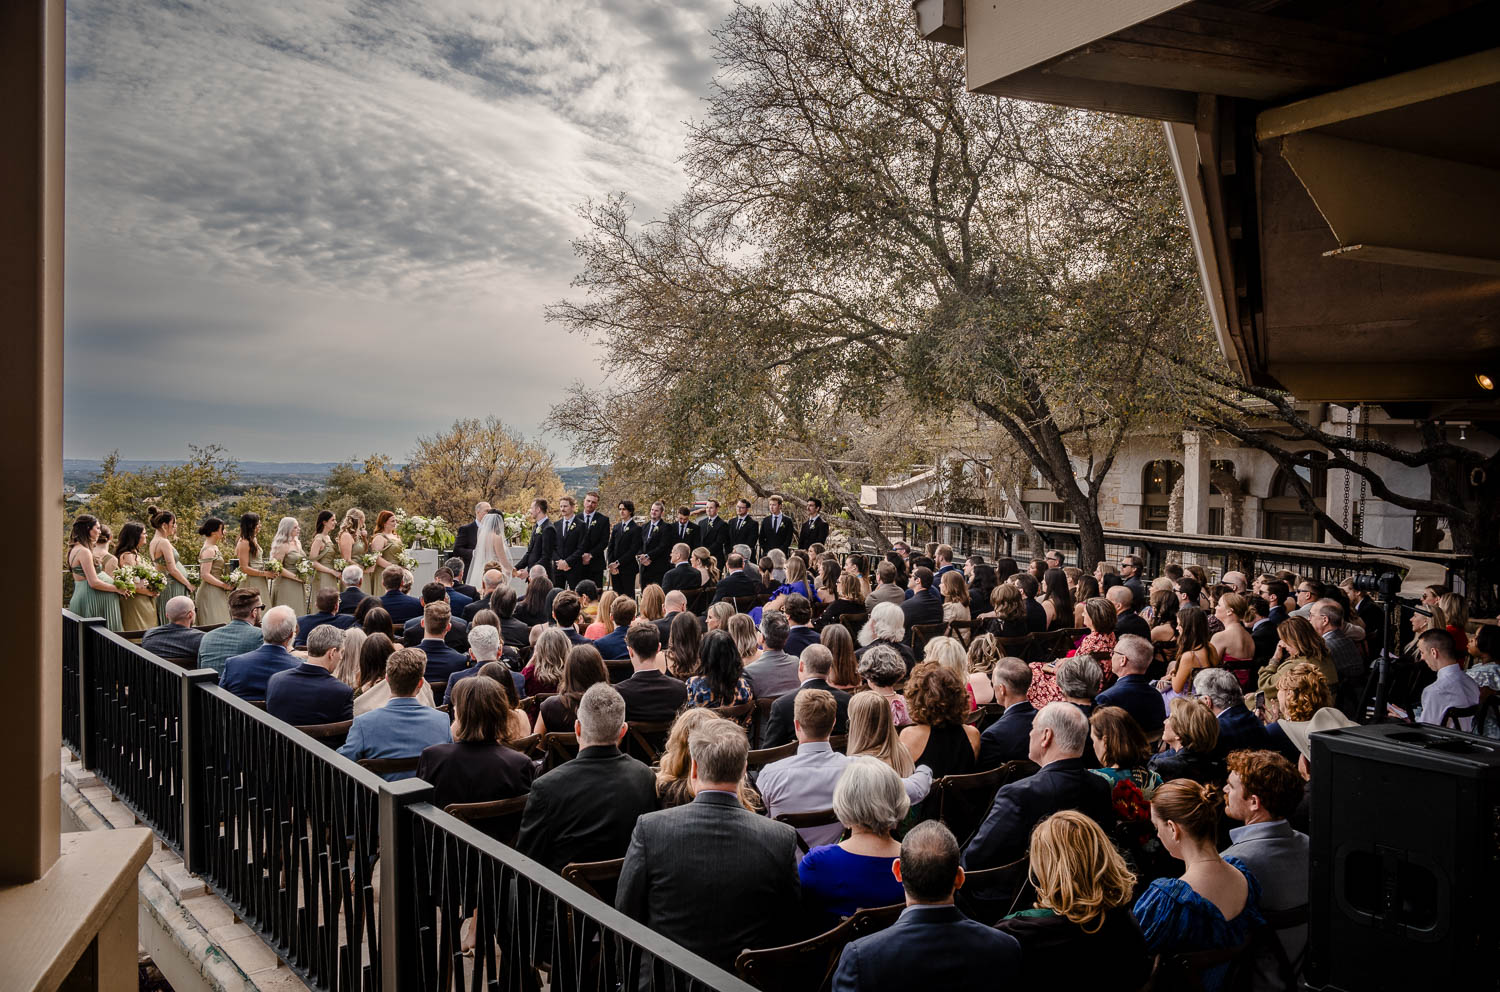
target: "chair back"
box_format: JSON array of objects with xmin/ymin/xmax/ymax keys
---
[
  {"xmin": 731, "ymin": 596, "xmax": 760, "ymax": 614},
  {"xmin": 560, "ymin": 857, "xmax": 626, "ymax": 901},
  {"xmin": 747, "ymin": 740, "xmax": 797, "ymax": 773},
  {"xmin": 623, "ymin": 720, "xmax": 674, "ymax": 764},
  {"xmin": 909, "ymin": 622, "xmax": 947, "ymax": 654},
  {"xmin": 442, "ymin": 794, "xmax": 529, "ymax": 846},
  {"xmin": 956, "ymin": 855, "xmax": 1033, "ymax": 925},
  {"xmin": 1440, "ymin": 703, "xmax": 1481, "ymax": 730},
  {"xmin": 838, "ymin": 613, "xmax": 867, "ymax": 640},
  {"xmin": 357, "ymin": 756, "xmax": 419, "ymax": 776},
  {"xmin": 504, "ymin": 733, "xmax": 541, "ymax": 757},
  {"xmin": 712, "ymin": 701, "xmax": 755, "ymax": 726},
  {"xmin": 1022, "ymin": 629, "xmax": 1077, "ymax": 663},
  {"xmin": 540, "ymin": 731, "xmax": 579, "ymax": 771},
  {"xmin": 934, "ymin": 760, "xmax": 1038, "ymax": 845},
  {"xmin": 294, "ymin": 718, "xmax": 353, "ymax": 749},
  {"xmin": 773, "ymin": 808, "xmax": 841, "ymax": 855},
  {"xmin": 519, "ymin": 691, "xmax": 554, "ymax": 723},
  {"xmin": 752, "ymin": 695, "xmax": 779, "ymax": 747},
  {"xmin": 946, "ymin": 619, "xmax": 985, "ymax": 646},
  {"xmin": 428, "ymin": 680, "xmax": 447, "ymax": 702},
  {"xmin": 734, "ymin": 902, "xmax": 903, "ymax": 992},
  {"xmin": 1147, "ymin": 936, "xmax": 1253, "ymax": 992}
]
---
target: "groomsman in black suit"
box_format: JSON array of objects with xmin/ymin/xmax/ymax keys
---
[
  {"xmin": 798, "ymin": 497, "xmax": 830, "ymax": 550},
  {"xmin": 573, "ymin": 491, "xmax": 610, "ymax": 589},
  {"xmin": 637, "ymin": 501, "xmax": 672, "ymax": 589},
  {"xmin": 607, "ymin": 500, "xmax": 642, "ymax": 595},
  {"xmin": 451, "ymin": 501, "xmax": 489, "ymax": 578},
  {"xmin": 671, "ymin": 505, "xmax": 696, "ymax": 551},
  {"xmin": 696, "ymin": 499, "xmax": 729, "ymax": 568},
  {"xmin": 728, "ymin": 498, "xmax": 759, "ymax": 559},
  {"xmin": 758, "ymin": 494, "xmax": 794, "ymax": 556},
  {"xmin": 553, "ymin": 495, "xmax": 584, "ymax": 588},
  {"xmin": 515, "ymin": 499, "xmax": 557, "ymax": 582}
]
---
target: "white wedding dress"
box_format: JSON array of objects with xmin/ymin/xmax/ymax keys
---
[{"xmin": 473, "ymin": 513, "xmax": 516, "ymax": 577}]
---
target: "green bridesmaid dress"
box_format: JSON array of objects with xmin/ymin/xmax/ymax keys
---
[
  {"xmin": 272, "ymin": 550, "xmax": 308, "ymax": 616},
  {"xmin": 194, "ymin": 555, "xmax": 230, "ymax": 626},
  {"xmin": 313, "ymin": 539, "xmax": 340, "ymax": 598},
  {"xmin": 238, "ymin": 545, "xmax": 271, "ymax": 608},
  {"xmin": 350, "ymin": 537, "xmax": 373, "ymax": 595},
  {"xmin": 118, "ymin": 555, "xmax": 158, "ymax": 632},
  {"xmin": 368, "ymin": 535, "xmax": 405, "ymax": 598},
  {"xmin": 69, "ymin": 557, "xmax": 123, "ymax": 631},
  {"xmin": 152, "ymin": 546, "xmax": 192, "ymax": 626}
]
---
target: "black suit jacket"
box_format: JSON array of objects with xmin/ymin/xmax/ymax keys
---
[
  {"xmin": 554, "ymin": 514, "xmax": 585, "ymax": 579},
  {"xmin": 614, "ymin": 669, "xmax": 688, "ymax": 725},
  {"xmin": 516, "ymin": 745, "xmax": 658, "ymax": 874},
  {"xmin": 977, "ymin": 701, "xmax": 1036, "ymax": 769},
  {"xmin": 758, "ymin": 513, "xmax": 793, "ymax": 555},
  {"xmin": 295, "ymin": 611, "xmax": 355, "ymax": 647},
  {"xmin": 711, "ymin": 570, "xmax": 760, "ymax": 604},
  {"xmin": 516, "ymin": 520, "xmax": 558, "ymax": 581},
  {"xmin": 900, "ymin": 588, "xmax": 945, "ymax": 636},
  {"xmin": 1251, "ymin": 618, "xmax": 1279, "ymax": 669},
  {"xmin": 416, "ymin": 741, "xmax": 535, "ymax": 840},
  {"xmin": 727, "ymin": 514, "xmax": 760, "ymax": 558},
  {"xmin": 616, "ymin": 791, "xmax": 801, "ymax": 971},
  {"xmin": 265, "ymin": 663, "xmax": 354, "ymax": 726},
  {"xmin": 638, "ymin": 518, "xmax": 672, "ymax": 583},
  {"xmin": 606, "ymin": 518, "xmax": 642, "ymax": 590},
  {"xmin": 797, "ymin": 516, "xmax": 830, "ymax": 550},
  {"xmin": 833, "ymin": 904, "xmax": 1021, "ymax": 992},
  {"xmin": 452, "ymin": 520, "xmax": 479, "ymax": 574},
  {"xmin": 1114, "ymin": 609, "xmax": 1152, "ymax": 642},
  {"xmin": 402, "ymin": 614, "xmax": 470, "ymax": 651},
  {"xmin": 660, "ymin": 562, "xmax": 703, "ymax": 596},
  {"xmin": 574, "ymin": 512, "xmax": 610, "ymax": 578},
  {"xmin": 762, "ymin": 678, "xmax": 851, "ymax": 748},
  {"xmin": 337, "ymin": 586, "xmax": 367, "ymax": 616},
  {"xmin": 696, "ymin": 516, "xmax": 729, "ymax": 567}
]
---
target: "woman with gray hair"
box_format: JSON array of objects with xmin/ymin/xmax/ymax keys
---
[
  {"xmin": 1055, "ymin": 655, "xmax": 1106, "ymax": 717},
  {"xmin": 797, "ymin": 756, "xmax": 909, "ymax": 924},
  {"xmin": 856, "ymin": 601, "xmax": 917, "ymax": 671},
  {"xmin": 858, "ymin": 642, "xmax": 912, "ymax": 727}
]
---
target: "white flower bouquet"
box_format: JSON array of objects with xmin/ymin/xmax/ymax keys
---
[
  {"xmin": 265, "ymin": 558, "xmax": 284, "ymax": 576},
  {"xmin": 225, "ymin": 569, "xmax": 246, "ymax": 589},
  {"xmin": 396, "ymin": 551, "xmax": 419, "ymax": 571},
  {"xmin": 357, "ymin": 553, "xmax": 378, "ymax": 570},
  {"xmin": 502, "ymin": 513, "xmax": 531, "ymax": 545},
  {"xmin": 332, "ymin": 557, "xmax": 349, "ymax": 572},
  {"xmin": 112, "ymin": 567, "xmax": 137, "ymax": 597},
  {"xmin": 135, "ymin": 561, "xmax": 167, "ymax": 593},
  {"xmin": 184, "ymin": 564, "xmax": 202, "ymax": 586},
  {"xmin": 294, "ymin": 558, "xmax": 316, "ymax": 580}
]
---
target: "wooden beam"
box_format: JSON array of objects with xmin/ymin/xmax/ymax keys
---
[
  {"xmin": 970, "ymin": 65, "xmax": 1196, "ymax": 121},
  {"xmin": 1323, "ymin": 244, "xmax": 1500, "ymax": 277}
]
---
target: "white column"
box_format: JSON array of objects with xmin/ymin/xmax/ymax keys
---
[{"xmin": 1181, "ymin": 431, "xmax": 1211, "ymax": 535}]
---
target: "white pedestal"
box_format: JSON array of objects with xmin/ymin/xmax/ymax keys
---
[{"xmin": 407, "ymin": 547, "xmax": 440, "ymax": 589}]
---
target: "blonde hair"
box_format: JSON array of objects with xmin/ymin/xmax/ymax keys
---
[
  {"xmin": 529, "ymin": 628, "xmax": 570, "ymax": 686},
  {"xmin": 967, "ymin": 633, "xmax": 1003, "ymax": 675},
  {"xmin": 785, "ymin": 554, "xmax": 807, "ymax": 585},
  {"xmin": 1028, "ymin": 811, "xmax": 1137, "ymax": 931},
  {"xmin": 1276, "ymin": 660, "xmax": 1333, "ymax": 721},
  {"xmin": 638, "ymin": 584, "xmax": 665, "ymax": 621},
  {"xmin": 595, "ymin": 589, "xmax": 618, "ymax": 635},
  {"xmin": 1167, "ymin": 696, "xmax": 1220, "ymax": 753},
  {"xmin": 1438, "ymin": 592, "xmax": 1468, "ymax": 630},
  {"xmin": 923, "ymin": 636, "xmax": 969, "ymax": 683},
  {"xmin": 1218, "ymin": 592, "xmax": 1248, "ymax": 623},
  {"xmin": 693, "ymin": 547, "xmax": 720, "ymax": 584},
  {"xmin": 847, "ymin": 691, "xmax": 915, "ymax": 776},
  {"xmin": 727, "ymin": 613, "xmax": 759, "ymax": 660},
  {"xmin": 339, "ymin": 508, "xmax": 365, "ymax": 536},
  {"xmin": 706, "ymin": 600, "xmax": 736, "ymax": 631}
]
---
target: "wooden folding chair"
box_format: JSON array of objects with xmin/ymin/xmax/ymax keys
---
[
  {"xmin": 734, "ymin": 903, "xmax": 902, "ymax": 992},
  {"xmin": 909, "ymin": 622, "xmax": 948, "ymax": 654},
  {"xmin": 358, "ymin": 756, "xmax": 419, "ymax": 777},
  {"xmin": 505, "ymin": 733, "xmax": 541, "ymax": 756},
  {"xmin": 560, "ymin": 857, "xmax": 626, "ymax": 901},
  {"xmin": 933, "ymin": 760, "xmax": 1038, "ymax": 845},
  {"xmin": 747, "ymin": 740, "xmax": 797, "ymax": 773},
  {"xmin": 838, "ymin": 613, "xmax": 867, "ymax": 640},
  {"xmin": 539, "ymin": 731, "xmax": 579, "ymax": 770},
  {"xmin": 443, "ymin": 795, "xmax": 529, "ymax": 847},
  {"xmin": 624, "ymin": 720, "xmax": 674, "ymax": 763},
  {"xmin": 294, "ymin": 718, "xmax": 353, "ymax": 750},
  {"xmin": 774, "ymin": 809, "xmax": 842, "ymax": 854}
]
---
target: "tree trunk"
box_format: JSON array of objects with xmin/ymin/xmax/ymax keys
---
[
  {"xmin": 1000, "ymin": 482, "xmax": 1046, "ymax": 562},
  {"xmin": 1067, "ymin": 495, "xmax": 1107, "ymax": 571}
]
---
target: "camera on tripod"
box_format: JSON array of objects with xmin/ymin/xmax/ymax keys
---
[{"xmin": 1350, "ymin": 571, "xmax": 1402, "ymax": 599}]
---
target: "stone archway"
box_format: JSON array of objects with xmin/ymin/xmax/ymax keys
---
[{"xmin": 1167, "ymin": 465, "xmax": 1245, "ymax": 536}]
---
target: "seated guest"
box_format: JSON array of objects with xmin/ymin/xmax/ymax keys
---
[
  {"xmin": 978, "ymin": 657, "xmax": 1037, "ymax": 768},
  {"xmin": 762, "ymin": 645, "xmax": 852, "ymax": 747},
  {"xmin": 1015, "ymin": 572, "xmax": 1048, "ymax": 633},
  {"xmin": 863, "ymin": 559, "xmax": 906, "ymax": 609},
  {"xmin": 413, "ymin": 602, "xmax": 470, "ymax": 685},
  {"xmin": 615, "ymin": 621, "xmax": 688, "ymax": 725},
  {"xmin": 1073, "ymin": 597, "xmax": 1118, "ymax": 657},
  {"xmin": 220, "ymin": 605, "xmax": 299, "ymax": 701},
  {"xmin": 336, "ymin": 564, "xmax": 366, "ymax": 615},
  {"xmin": 781, "ymin": 593, "xmax": 820, "ymax": 657},
  {"xmin": 760, "ymin": 690, "xmax": 932, "ymax": 849},
  {"xmin": 583, "ymin": 587, "xmax": 615, "ymax": 639},
  {"xmin": 963, "ymin": 702, "xmax": 1114, "ymax": 923},
  {"xmin": 377, "ymin": 566, "xmax": 423, "ymax": 625},
  {"xmin": 832, "ymin": 821, "xmax": 1021, "ymax": 990},
  {"xmin": 799, "ymin": 757, "xmax": 910, "ymax": 924},
  {"xmin": 858, "ymin": 643, "xmax": 912, "ymax": 728},
  {"xmin": 900, "ymin": 566, "xmax": 944, "ymax": 635},
  {"xmin": 767, "ymin": 554, "xmax": 818, "ymax": 612},
  {"xmin": 711, "ymin": 552, "xmax": 760, "ymax": 604},
  {"xmin": 847, "ymin": 690, "xmax": 920, "ymax": 778},
  {"xmin": 338, "ymin": 648, "xmax": 451, "ymax": 780},
  {"xmin": 477, "ymin": 661, "xmax": 532, "ymax": 740},
  {"xmin": 659, "ymin": 542, "xmax": 703, "ymax": 595},
  {"xmin": 539, "ymin": 644, "xmax": 609, "ymax": 733},
  {"xmin": 521, "ymin": 627, "xmax": 569, "ymax": 697},
  {"xmin": 664, "ymin": 609, "xmax": 703, "ymax": 679},
  {"xmin": 1109, "ymin": 585, "xmax": 1152, "ymax": 642},
  {"xmin": 353, "ymin": 633, "xmax": 435, "ymax": 714},
  {"xmin": 197, "ymin": 589, "xmax": 265, "ymax": 675},
  {"xmin": 266, "ymin": 624, "xmax": 354, "ymax": 726},
  {"xmin": 1095, "ymin": 634, "xmax": 1165, "ymax": 733},
  {"xmin": 462, "ymin": 570, "xmax": 505, "ymax": 624},
  {"xmin": 686, "ymin": 629, "xmax": 754, "ymax": 710},
  {"xmin": 401, "ymin": 582, "xmax": 470, "ymax": 650},
  {"xmin": 651, "ymin": 589, "xmax": 697, "ymax": 643},
  {"xmin": 431, "ymin": 565, "xmax": 472, "ymax": 616},
  {"xmin": 1223, "ymin": 750, "xmax": 1309, "ymax": 991},
  {"xmin": 655, "ymin": 709, "xmax": 759, "ymax": 810},
  {"xmin": 591, "ymin": 595, "xmax": 636, "ymax": 660},
  {"xmin": 899, "ymin": 662, "xmax": 980, "ymax": 780},
  {"xmin": 1415, "ymin": 628, "xmax": 1481, "ymax": 730},
  {"xmin": 517, "ymin": 684, "xmax": 659, "ymax": 877},
  {"xmin": 361, "ymin": 605, "xmax": 395, "ymax": 640},
  {"xmin": 514, "ymin": 570, "xmax": 553, "ymax": 628},
  {"xmin": 925, "ymin": 635, "xmax": 994, "ymax": 707},
  {"xmin": 744, "ymin": 609, "xmax": 799, "ymax": 698},
  {"xmin": 416, "ymin": 677, "xmax": 534, "ymax": 836},
  {"xmin": 1150, "ymin": 697, "xmax": 1223, "ymax": 784},
  {"xmin": 141, "ymin": 595, "xmax": 205, "ymax": 663},
  {"xmin": 1134, "ymin": 780, "xmax": 1264, "ymax": 992},
  {"xmin": 1194, "ymin": 667, "xmax": 1270, "ymax": 755},
  {"xmin": 1256, "ymin": 616, "xmax": 1338, "ymax": 697},
  {"xmin": 1054, "ymin": 654, "xmax": 1104, "ymax": 719},
  {"xmin": 705, "ymin": 601, "xmax": 736, "ymax": 633},
  {"xmin": 815, "ymin": 572, "xmax": 867, "ymax": 632},
  {"xmin": 980, "ymin": 582, "xmax": 1030, "ymax": 640},
  {"xmin": 996, "ymin": 811, "xmax": 1151, "ymax": 991},
  {"xmin": 1089, "ymin": 706, "xmax": 1163, "ymax": 832},
  {"xmin": 443, "ymin": 625, "xmax": 510, "ymax": 709},
  {"xmin": 856, "ymin": 601, "xmax": 918, "ymax": 672},
  {"xmin": 295, "ymin": 588, "xmax": 355, "ymax": 648},
  {"xmin": 939, "ymin": 570, "xmax": 971, "ymax": 622},
  {"xmin": 550, "ymin": 590, "xmax": 589, "ymax": 645},
  {"xmin": 1264, "ymin": 661, "xmax": 1334, "ymax": 763},
  {"xmin": 1278, "ymin": 705, "xmax": 1355, "ymax": 834},
  {"xmin": 616, "ymin": 719, "xmax": 800, "ymax": 970}
]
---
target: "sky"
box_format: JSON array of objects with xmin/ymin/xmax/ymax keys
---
[{"xmin": 63, "ymin": 0, "xmax": 733, "ymax": 463}]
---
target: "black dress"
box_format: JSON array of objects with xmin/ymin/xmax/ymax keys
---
[
  {"xmin": 996, "ymin": 906, "xmax": 1152, "ymax": 992},
  {"xmin": 911, "ymin": 723, "xmax": 976, "ymax": 780}
]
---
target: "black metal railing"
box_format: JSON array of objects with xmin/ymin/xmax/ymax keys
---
[
  {"xmin": 859, "ymin": 508, "xmax": 1473, "ymax": 591},
  {"xmin": 62, "ymin": 610, "xmax": 82, "ymax": 754},
  {"xmin": 62, "ymin": 608, "xmax": 758, "ymax": 992},
  {"xmin": 83, "ymin": 621, "xmax": 188, "ymax": 852}
]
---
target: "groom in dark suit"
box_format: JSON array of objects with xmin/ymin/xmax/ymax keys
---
[
  {"xmin": 451, "ymin": 501, "xmax": 489, "ymax": 577},
  {"xmin": 696, "ymin": 499, "xmax": 729, "ymax": 567},
  {"xmin": 728, "ymin": 498, "xmax": 759, "ymax": 560},
  {"xmin": 607, "ymin": 500, "xmax": 642, "ymax": 595},
  {"xmin": 514, "ymin": 499, "xmax": 557, "ymax": 582},
  {"xmin": 572, "ymin": 491, "xmax": 610, "ymax": 589},
  {"xmin": 552, "ymin": 495, "xmax": 584, "ymax": 588}
]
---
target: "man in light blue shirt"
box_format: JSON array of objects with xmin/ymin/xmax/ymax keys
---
[
  {"xmin": 1414, "ymin": 628, "xmax": 1480, "ymax": 730},
  {"xmin": 757, "ymin": 689, "xmax": 930, "ymax": 848},
  {"xmin": 338, "ymin": 646, "xmax": 450, "ymax": 780},
  {"xmin": 1224, "ymin": 749, "xmax": 1310, "ymax": 990},
  {"xmin": 197, "ymin": 589, "xmax": 264, "ymax": 675}
]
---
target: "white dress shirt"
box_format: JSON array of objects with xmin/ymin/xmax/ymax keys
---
[
  {"xmin": 756, "ymin": 741, "xmax": 932, "ymax": 849},
  {"xmin": 1417, "ymin": 663, "xmax": 1481, "ymax": 730}
]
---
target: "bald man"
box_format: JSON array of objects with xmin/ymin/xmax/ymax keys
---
[
  {"xmin": 220, "ymin": 605, "xmax": 300, "ymax": 701},
  {"xmin": 1107, "ymin": 585, "xmax": 1151, "ymax": 641},
  {"xmin": 141, "ymin": 595, "xmax": 204, "ymax": 663}
]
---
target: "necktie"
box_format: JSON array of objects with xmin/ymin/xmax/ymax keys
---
[{"xmin": 774, "ymin": 515, "xmax": 780, "ymax": 531}]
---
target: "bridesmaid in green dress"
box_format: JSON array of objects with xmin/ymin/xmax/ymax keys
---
[
  {"xmin": 194, "ymin": 517, "xmax": 234, "ymax": 626},
  {"xmin": 269, "ymin": 516, "xmax": 308, "ymax": 615},
  {"xmin": 93, "ymin": 524, "xmax": 119, "ymax": 579},
  {"xmin": 308, "ymin": 510, "xmax": 342, "ymax": 599},
  {"xmin": 368, "ymin": 510, "xmax": 404, "ymax": 597},
  {"xmin": 67, "ymin": 515, "xmax": 123, "ymax": 631},
  {"xmin": 113, "ymin": 521, "xmax": 158, "ymax": 632},
  {"xmin": 338, "ymin": 508, "xmax": 371, "ymax": 595},
  {"xmin": 235, "ymin": 513, "xmax": 274, "ymax": 609},
  {"xmin": 148, "ymin": 508, "xmax": 194, "ymax": 625}
]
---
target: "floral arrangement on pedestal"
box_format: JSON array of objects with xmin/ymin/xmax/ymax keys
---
[
  {"xmin": 393, "ymin": 510, "xmax": 455, "ymax": 550},
  {"xmin": 502, "ymin": 513, "xmax": 531, "ymax": 546}
]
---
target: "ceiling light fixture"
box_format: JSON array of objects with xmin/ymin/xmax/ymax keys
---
[{"xmin": 1478, "ymin": 373, "xmax": 1495, "ymax": 391}]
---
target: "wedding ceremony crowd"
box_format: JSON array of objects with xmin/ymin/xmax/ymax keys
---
[{"xmin": 66, "ymin": 493, "xmax": 1498, "ymax": 990}]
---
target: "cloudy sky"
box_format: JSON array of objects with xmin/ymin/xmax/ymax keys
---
[{"xmin": 64, "ymin": 0, "xmax": 732, "ymax": 463}]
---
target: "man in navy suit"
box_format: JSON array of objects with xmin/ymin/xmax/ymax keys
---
[
  {"xmin": 220, "ymin": 605, "xmax": 301, "ymax": 701},
  {"xmin": 1248, "ymin": 595, "xmax": 1279, "ymax": 675},
  {"xmin": 710, "ymin": 554, "xmax": 760, "ymax": 604},
  {"xmin": 591, "ymin": 595, "xmax": 636, "ymax": 660},
  {"xmin": 782, "ymin": 594, "xmax": 820, "ymax": 657},
  {"xmin": 377, "ymin": 567, "xmax": 423, "ymax": 625},
  {"xmin": 413, "ymin": 602, "xmax": 471, "ymax": 685},
  {"xmin": 514, "ymin": 499, "xmax": 557, "ymax": 583},
  {"xmin": 727, "ymin": 498, "xmax": 759, "ymax": 559},
  {"xmin": 338, "ymin": 648, "xmax": 451, "ymax": 780},
  {"xmin": 552, "ymin": 495, "xmax": 585, "ymax": 588},
  {"xmin": 1262, "ymin": 578, "xmax": 1291, "ymax": 627},
  {"xmin": 797, "ymin": 497, "xmax": 830, "ymax": 550},
  {"xmin": 659, "ymin": 543, "xmax": 703, "ymax": 596},
  {"xmin": 431, "ymin": 565, "xmax": 472, "ymax": 616},
  {"xmin": 978, "ymin": 658, "xmax": 1037, "ymax": 769},
  {"xmin": 1094, "ymin": 635, "xmax": 1165, "ymax": 734},
  {"xmin": 758, "ymin": 494, "xmax": 794, "ymax": 555},
  {"xmin": 832, "ymin": 821, "xmax": 1021, "ymax": 992},
  {"xmin": 267, "ymin": 624, "xmax": 354, "ymax": 726},
  {"xmin": 444, "ymin": 557, "xmax": 480, "ymax": 603},
  {"xmin": 696, "ymin": 499, "xmax": 729, "ymax": 568},
  {"xmin": 931, "ymin": 543, "xmax": 960, "ymax": 580},
  {"xmin": 336, "ymin": 564, "xmax": 368, "ymax": 616},
  {"xmin": 296, "ymin": 588, "xmax": 355, "ymax": 648}
]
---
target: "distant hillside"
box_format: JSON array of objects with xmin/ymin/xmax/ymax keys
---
[
  {"xmin": 64, "ymin": 458, "xmax": 608, "ymax": 491},
  {"xmin": 558, "ymin": 465, "xmax": 606, "ymax": 492}
]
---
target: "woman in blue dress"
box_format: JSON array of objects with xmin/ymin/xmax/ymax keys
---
[
  {"xmin": 798, "ymin": 757, "xmax": 908, "ymax": 927},
  {"xmin": 1133, "ymin": 779, "xmax": 1264, "ymax": 992}
]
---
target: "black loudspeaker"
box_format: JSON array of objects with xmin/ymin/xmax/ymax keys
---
[{"xmin": 1306, "ymin": 723, "xmax": 1500, "ymax": 991}]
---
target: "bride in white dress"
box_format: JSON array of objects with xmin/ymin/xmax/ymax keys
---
[{"xmin": 473, "ymin": 512, "xmax": 516, "ymax": 579}]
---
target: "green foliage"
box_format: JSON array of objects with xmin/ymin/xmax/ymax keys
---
[{"xmin": 321, "ymin": 455, "xmax": 406, "ymax": 520}]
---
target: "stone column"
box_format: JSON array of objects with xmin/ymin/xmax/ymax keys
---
[{"xmin": 1181, "ymin": 431, "xmax": 1211, "ymax": 535}]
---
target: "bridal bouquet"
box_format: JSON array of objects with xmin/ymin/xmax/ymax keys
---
[
  {"xmin": 112, "ymin": 568, "xmax": 137, "ymax": 597},
  {"xmin": 394, "ymin": 510, "xmax": 455, "ymax": 550},
  {"xmin": 225, "ymin": 569, "xmax": 246, "ymax": 589},
  {"xmin": 294, "ymin": 558, "xmax": 316, "ymax": 580},
  {"xmin": 332, "ymin": 557, "xmax": 349, "ymax": 572},
  {"xmin": 396, "ymin": 551, "xmax": 419, "ymax": 571}
]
